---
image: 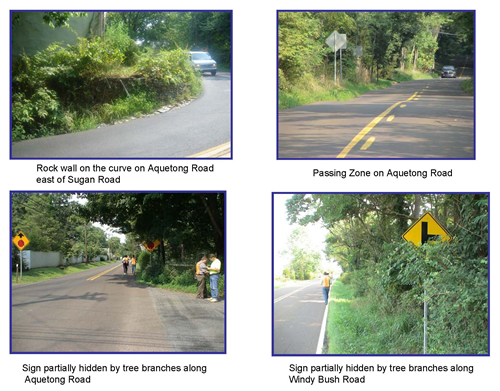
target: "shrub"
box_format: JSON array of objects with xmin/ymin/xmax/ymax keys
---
[
  {"xmin": 12, "ymin": 37, "xmax": 202, "ymax": 140},
  {"xmin": 104, "ymin": 21, "xmax": 139, "ymax": 66},
  {"xmin": 136, "ymin": 48, "xmax": 202, "ymax": 94}
]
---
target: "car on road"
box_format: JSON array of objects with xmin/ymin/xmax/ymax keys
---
[
  {"xmin": 441, "ymin": 65, "xmax": 457, "ymax": 78},
  {"xmin": 189, "ymin": 51, "xmax": 217, "ymax": 76}
]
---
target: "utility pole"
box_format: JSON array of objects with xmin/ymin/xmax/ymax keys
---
[{"xmin": 84, "ymin": 222, "xmax": 88, "ymax": 264}]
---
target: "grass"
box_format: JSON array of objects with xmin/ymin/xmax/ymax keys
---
[
  {"xmin": 135, "ymin": 268, "xmax": 225, "ymax": 297},
  {"xmin": 461, "ymin": 78, "xmax": 474, "ymax": 95},
  {"xmin": 279, "ymin": 69, "xmax": 438, "ymax": 110},
  {"xmin": 12, "ymin": 260, "xmax": 117, "ymax": 285},
  {"xmin": 135, "ymin": 272, "xmax": 198, "ymax": 294},
  {"xmin": 279, "ymin": 78, "xmax": 393, "ymax": 110},
  {"xmin": 72, "ymin": 92, "xmax": 164, "ymax": 132},
  {"xmin": 325, "ymin": 280, "xmax": 422, "ymax": 354},
  {"xmin": 390, "ymin": 69, "xmax": 437, "ymax": 82}
]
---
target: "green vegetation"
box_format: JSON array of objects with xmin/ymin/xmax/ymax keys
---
[
  {"xmin": 281, "ymin": 227, "xmax": 321, "ymax": 280},
  {"xmin": 390, "ymin": 69, "xmax": 437, "ymax": 82},
  {"xmin": 461, "ymin": 78, "xmax": 474, "ymax": 95},
  {"xmin": 279, "ymin": 78, "xmax": 392, "ymax": 110},
  {"xmin": 12, "ymin": 260, "xmax": 116, "ymax": 285},
  {"xmin": 326, "ymin": 280, "xmax": 421, "ymax": 354},
  {"xmin": 135, "ymin": 260, "xmax": 225, "ymax": 296},
  {"xmin": 12, "ymin": 193, "xmax": 225, "ymax": 294},
  {"xmin": 279, "ymin": 12, "xmax": 474, "ymax": 110},
  {"xmin": 287, "ymin": 194, "xmax": 488, "ymax": 354},
  {"xmin": 82, "ymin": 193, "xmax": 225, "ymax": 289},
  {"xmin": 12, "ymin": 12, "xmax": 231, "ymax": 141},
  {"xmin": 11, "ymin": 193, "xmax": 109, "ymax": 271}
]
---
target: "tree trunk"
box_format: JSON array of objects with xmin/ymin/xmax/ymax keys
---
[
  {"xmin": 413, "ymin": 194, "xmax": 421, "ymax": 219},
  {"xmin": 199, "ymin": 193, "xmax": 225, "ymax": 258}
]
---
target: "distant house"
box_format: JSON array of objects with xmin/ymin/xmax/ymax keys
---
[{"xmin": 11, "ymin": 11, "xmax": 105, "ymax": 57}]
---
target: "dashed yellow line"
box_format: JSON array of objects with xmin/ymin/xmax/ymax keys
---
[
  {"xmin": 87, "ymin": 264, "xmax": 122, "ymax": 281},
  {"xmin": 361, "ymin": 137, "xmax": 375, "ymax": 150},
  {"xmin": 337, "ymin": 92, "xmax": 418, "ymax": 158},
  {"xmin": 387, "ymin": 115, "xmax": 395, "ymax": 122}
]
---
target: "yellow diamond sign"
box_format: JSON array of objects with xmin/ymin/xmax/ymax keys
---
[
  {"xmin": 143, "ymin": 239, "xmax": 160, "ymax": 253},
  {"xmin": 12, "ymin": 231, "xmax": 30, "ymax": 251},
  {"xmin": 402, "ymin": 212, "xmax": 451, "ymax": 246}
]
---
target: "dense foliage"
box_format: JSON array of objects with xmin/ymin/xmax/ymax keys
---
[
  {"xmin": 287, "ymin": 194, "xmax": 488, "ymax": 354},
  {"xmin": 281, "ymin": 227, "xmax": 321, "ymax": 280},
  {"xmin": 279, "ymin": 11, "xmax": 473, "ymax": 88},
  {"xmin": 12, "ymin": 11, "xmax": 231, "ymax": 141},
  {"xmin": 278, "ymin": 12, "xmax": 473, "ymax": 109},
  {"xmin": 11, "ymin": 193, "xmax": 108, "ymax": 269},
  {"xmin": 81, "ymin": 192, "xmax": 225, "ymax": 284}
]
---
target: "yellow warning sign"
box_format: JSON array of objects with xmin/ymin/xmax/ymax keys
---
[
  {"xmin": 12, "ymin": 231, "xmax": 30, "ymax": 251},
  {"xmin": 143, "ymin": 239, "xmax": 160, "ymax": 253},
  {"xmin": 402, "ymin": 212, "xmax": 451, "ymax": 246}
]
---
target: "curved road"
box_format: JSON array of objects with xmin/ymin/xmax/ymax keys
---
[
  {"xmin": 279, "ymin": 77, "xmax": 473, "ymax": 159},
  {"xmin": 11, "ymin": 262, "xmax": 225, "ymax": 352},
  {"xmin": 12, "ymin": 73, "xmax": 231, "ymax": 158}
]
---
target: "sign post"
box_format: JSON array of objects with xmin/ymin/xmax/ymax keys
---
[
  {"xmin": 326, "ymin": 31, "xmax": 347, "ymax": 86},
  {"xmin": 13, "ymin": 231, "xmax": 30, "ymax": 281},
  {"xmin": 402, "ymin": 212, "xmax": 452, "ymax": 354},
  {"xmin": 143, "ymin": 239, "xmax": 161, "ymax": 269}
]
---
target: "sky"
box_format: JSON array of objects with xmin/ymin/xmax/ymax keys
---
[
  {"xmin": 72, "ymin": 194, "xmax": 126, "ymax": 243},
  {"xmin": 273, "ymin": 194, "xmax": 331, "ymax": 277}
]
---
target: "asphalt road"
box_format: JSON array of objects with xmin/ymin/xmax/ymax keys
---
[
  {"xmin": 12, "ymin": 73, "xmax": 231, "ymax": 158},
  {"xmin": 273, "ymin": 279, "xmax": 326, "ymax": 355},
  {"xmin": 279, "ymin": 77, "xmax": 474, "ymax": 159},
  {"xmin": 11, "ymin": 262, "xmax": 225, "ymax": 352}
]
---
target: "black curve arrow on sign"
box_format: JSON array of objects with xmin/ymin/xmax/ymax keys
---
[{"xmin": 421, "ymin": 222, "xmax": 439, "ymax": 244}]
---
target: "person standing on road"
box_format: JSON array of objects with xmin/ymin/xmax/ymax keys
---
[
  {"xmin": 131, "ymin": 255, "xmax": 137, "ymax": 275},
  {"xmin": 122, "ymin": 255, "xmax": 129, "ymax": 275},
  {"xmin": 195, "ymin": 255, "xmax": 209, "ymax": 299},
  {"xmin": 321, "ymin": 272, "xmax": 331, "ymax": 305},
  {"xmin": 207, "ymin": 254, "xmax": 221, "ymax": 302}
]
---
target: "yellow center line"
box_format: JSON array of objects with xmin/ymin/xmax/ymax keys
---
[
  {"xmin": 405, "ymin": 92, "xmax": 418, "ymax": 101},
  {"xmin": 187, "ymin": 142, "xmax": 231, "ymax": 158},
  {"xmin": 87, "ymin": 264, "xmax": 122, "ymax": 281},
  {"xmin": 361, "ymin": 137, "xmax": 375, "ymax": 150},
  {"xmin": 337, "ymin": 92, "xmax": 418, "ymax": 158},
  {"xmin": 387, "ymin": 115, "xmax": 395, "ymax": 122}
]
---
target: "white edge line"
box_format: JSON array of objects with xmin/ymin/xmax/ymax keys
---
[{"xmin": 316, "ymin": 283, "xmax": 333, "ymax": 354}]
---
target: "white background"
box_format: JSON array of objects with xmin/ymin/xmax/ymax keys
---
[{"xmin": 2, "ymin": 1, "xmax": 498, "ymax": 390}]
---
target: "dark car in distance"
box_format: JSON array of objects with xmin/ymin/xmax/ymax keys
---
[{"xmin": 441, "ymin": 65, "xmax": 457, "ymax": 78}]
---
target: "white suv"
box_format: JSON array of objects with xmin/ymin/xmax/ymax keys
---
[{"xmin": 189, "ymin": 51, "xmax": 217, "ymax": 76}]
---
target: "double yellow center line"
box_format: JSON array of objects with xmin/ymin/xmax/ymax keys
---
[
  {"xmin": 337, "ymin": 91, "xmax": 419, "ymax": 158},
  {"xmin": 87, "ymin": 264, "xmax": 122, "ymax": 281}
]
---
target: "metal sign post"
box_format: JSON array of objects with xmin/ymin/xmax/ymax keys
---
[
  {"xmin": 424, "ymin": 284, "xmax": 428, "ymax": 354},
  {"xmin": 326, "ymin": 31, "xmax": 347, "ymax": 86},
  {"xmin": 402, "ymin": 212, "xmax": 452, "ymax": 354}
]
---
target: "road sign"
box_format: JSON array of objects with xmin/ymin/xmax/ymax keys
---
[
  {"xmin": 326, "ymin": 31, "xmax": 347, "ymax": 52},
  {"xmin": 402, "ymin": 212, "xmax": 451, "ymax": 246},
  {"xmin": 353, "ymin": 46, "xmax": 363, "ymax": 56},
  {"xmin": 143, "ymin": 239, "xmax": 160, "ymax": 253},
  {"xmin": 12, "ymin": 231, "xmax": 30, "ymax": 251}
]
